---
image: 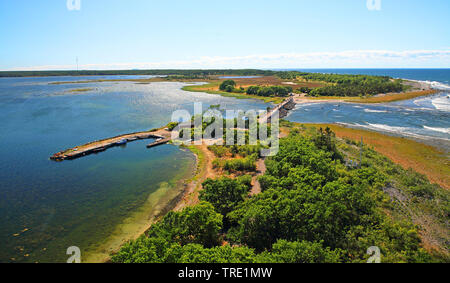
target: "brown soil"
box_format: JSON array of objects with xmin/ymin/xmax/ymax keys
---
[{"xmin": 250, "ymin": 159, "xmax": 267, "ymax": 196}]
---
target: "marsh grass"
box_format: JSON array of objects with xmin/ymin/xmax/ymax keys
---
[{"xmin": 304, "ymin": 123, "xmax": 449, "ymax": 189}]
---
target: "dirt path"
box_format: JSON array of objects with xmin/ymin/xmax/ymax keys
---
[{"xmin": 251, "ymin": 158, "xmax": 267, "ymax": 196}]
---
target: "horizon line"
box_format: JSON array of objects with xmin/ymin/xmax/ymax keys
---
[{"xmin": 1, "ymin": 67, "xmax": 450, "ymax": 72}]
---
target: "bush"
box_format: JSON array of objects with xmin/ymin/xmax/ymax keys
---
[
  {"xmin": 220, "ymin": 80, "xmax": 236, "ymax": 91},
  {"xmin": 246, "ymin": 85, "xmax": 292, "ymax": 97},
  {"xmin": 147, "ymin": 202, "xmax": 223, "ymax": 248},
  {"xmin": 200, "ymin": 177, "xmax": 250, "ymax": 217},
  {"xmin": 256, "ymin": 240, "xmax": 342, "ymax": 263},
  {"xmin": 167, "ymin": 122, "xmax": 179, "ymax": 131},
  {"xmin": 222, "ymin": 154, "xmax": 258, "ymax": 173},
  {"xmin": 208, "ymin": 145, "xmax": 229, "ymax": 157}
]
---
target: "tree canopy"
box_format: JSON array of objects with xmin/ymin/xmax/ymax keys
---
[
  {"xmin": 112, "ymin": 128, "xmax": 444, "ymax": 263},
  {"xmin": 219, "ymin": 80, "xmax": 237, "ymax": 92}
]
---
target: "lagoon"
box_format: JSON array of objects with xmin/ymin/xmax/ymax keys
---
[{"xmin": 0, "ymin": 76, "xmax": 270, "ymax": 262}]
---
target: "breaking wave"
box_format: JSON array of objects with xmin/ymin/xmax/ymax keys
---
[
  {"xmin": 423, "ymin": 126, "xmax": 450, "ymax": 134},
  {"xmin": 363, "ymin": 109, "xmax": 388, "ymax": 113},
  {"xmin": 431, "ymin": 96, "xmax": 450, "ymax": 112}
]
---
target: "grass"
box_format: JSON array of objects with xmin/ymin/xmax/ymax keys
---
[
  {"xmin": 304, "ymin": 123, "xmax": 449, "ymax": 189},
  {"xmin": 301, "ymin": 90, "xmax": 438, "ymax": 104},
  {"xmin": 346, "ymin": 90, "xmax": 438, "ymax": 103},
  {"xmin": 69, "ymin": 88, "xmax": 95, "ymax": 93},
  {"xmin": 182, "ymin": 82, "xmax": 284, "ymax": 104},
  {"xmin": 184, "ymin": 145, "xmax": 207, "ymax": 183}
]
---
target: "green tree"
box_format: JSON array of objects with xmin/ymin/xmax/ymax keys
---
[
  {"xmin": 111, "ymin": 236, "xmax": 183, "ymax": 263},
  {"xmin": 220, "ymin": 80, "xmax": 236, "ymax": 91},
  {"xmin": 200, "ymin": 177, "xmax": 251, "ymax": 217},
  {"xmin": 147, "ymin": 202, "xmax": 223, "ymax": 247},
  {"xmin": 256, "ymin": 240, "xmax": 342, "ymax": 263},
  {"xmin": 312, "ymin": 127, "xmax": 344, "ymax": 161},
  {"xmin": 178, "ymin": 244, "xmax": 256, "ymax": 263}
]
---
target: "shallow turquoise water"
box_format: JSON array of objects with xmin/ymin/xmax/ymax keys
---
[
  {"xmin": 0, "ymin": 76, "xmax": 271, "ymax": 262},
  {"xmin": 287, "ymin": 92, "xmax": 450, "ymax": 142}
]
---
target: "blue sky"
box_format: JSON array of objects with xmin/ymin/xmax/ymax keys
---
[{"xmin": 1, "ymin": 0, "xmax": 449, "ymax": 70}]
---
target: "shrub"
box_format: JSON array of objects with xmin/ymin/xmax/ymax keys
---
[{"xmin": 220, "ymin": 80, "xmax": 236, "ymax": 91}]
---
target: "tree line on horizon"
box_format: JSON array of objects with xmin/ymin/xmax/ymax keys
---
[{"xmin": 0, "ymin": 69, "xmax": 275, "ymax": 78}]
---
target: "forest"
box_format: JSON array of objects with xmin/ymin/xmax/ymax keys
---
[
  {"xmin": 0, "ymin": 69, "xmax": 274, "ymax": 78},
  {"xmin": 246, "ymin": 85, "xmax": 293, "ymax": 97},
  {"xmin": 276, "ymin": 71, "xmax": 406, "ymax": 97},
  {"xmin": 111, "ymin": 125, "xmax": 448, "ymax": 263},
  {"xmin": 219, "ymin": 80, "xmax": 293, "ymax": 97}
]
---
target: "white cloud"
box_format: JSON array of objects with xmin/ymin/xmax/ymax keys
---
[{"xmin": 5, "ymin": 49, "xmax": 450, "ymax": 71}]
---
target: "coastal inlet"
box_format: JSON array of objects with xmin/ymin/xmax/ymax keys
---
[{"xmin": 51, "ymin": 98, "xmax": 296, "ymax": 162}]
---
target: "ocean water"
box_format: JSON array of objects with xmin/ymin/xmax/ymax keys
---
[
  {"xmin": 286, "ymin": 69, "xmax": 450, "ymax": 145},
  {"xmin": 0, "ymin": 76, "xmax": 271, "ymax": 263}
]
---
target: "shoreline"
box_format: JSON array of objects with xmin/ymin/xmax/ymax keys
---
[
  {"xmin": 87, "ymin": 144, "xmax": 213, "ymax": 263},
  {"xmin": 83, "ymin": 146, "xmax": 198, "ymax": 263}
]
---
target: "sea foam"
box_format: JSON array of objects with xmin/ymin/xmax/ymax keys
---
[
  {"xmin": 423, "ymin": 126, "xmax": 450, "ymax": 135},
  {"xmin": 364, "ymin": 109, "xmax": 388, "ymax": 113},
  {"xmin": 431, "ymin": 96, "xmax": 450, "ymax": 112}
]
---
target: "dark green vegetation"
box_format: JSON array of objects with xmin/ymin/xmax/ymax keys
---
[
  {"xmin": 280, "ymin": 71, "xmax": 407, "ymax": 97},
  {"xmin": 166, "ymin": 122, "xmax": 179, "ymax": 131},
  {"xmin": 219, "ymin": 80, "xmax": 238, "ymax": 92},
  {"xmin": 201, "ymin": 177, "xmax": 252, "ymax": 222},
  {"xmin": 213, "ymin": 153, "xmax": 258, "ymax": 173},
  {"xmin": 219, "ymin": 79, "xmax": 293, "ymax": 97},
  {"xmin": 246, "ymin": 85, "xmax": 293, "ymax": 97},
  {"xmin": 112, "ymin": 126, "xmax": 449, "ymax": 263}
]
